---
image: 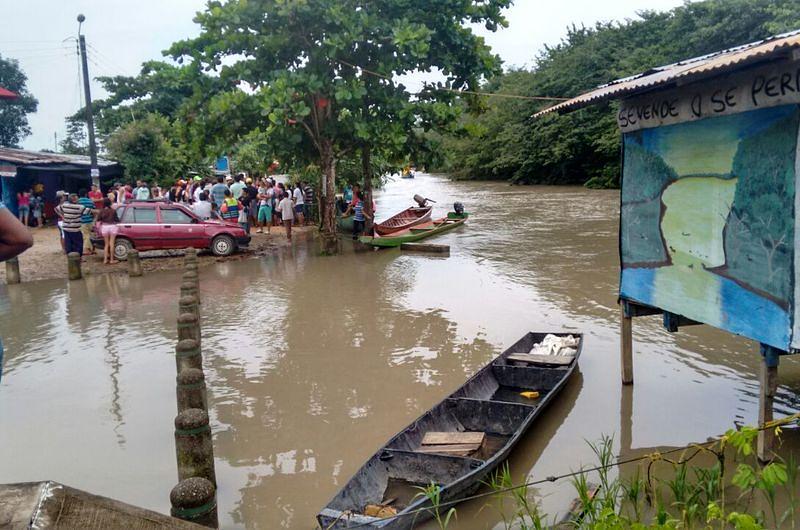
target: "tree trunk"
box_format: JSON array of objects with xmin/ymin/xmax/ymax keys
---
[
  {"xmin": 319, "ymin": 139, "xmax": 339, "ymax": 254},
  {"xmin": 361, "ymin": 145, "xmax": 374, "ymax": 233}
]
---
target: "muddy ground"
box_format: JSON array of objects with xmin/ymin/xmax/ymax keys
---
[{"xmin": 0, "ymin": 225, "xmax": 316, "ymax": 283}]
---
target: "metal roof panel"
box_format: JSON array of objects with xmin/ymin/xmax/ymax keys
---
[{"xmin": 534, "ymin": 29, "xmax": 800, "ymax": 117}]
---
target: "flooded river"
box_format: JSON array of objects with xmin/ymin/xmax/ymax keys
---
[{"xmin": 1, "ymin": 174, "xmax": 799, "ymax": 528}]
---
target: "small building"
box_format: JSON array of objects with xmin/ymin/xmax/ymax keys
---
[
  {"xmin": 0, "ymin": 147, "xmax": 123, "ymax": 217},
  {"xmin": 536, "ymin": 29, "xmax": 800, "ymax": 459}
]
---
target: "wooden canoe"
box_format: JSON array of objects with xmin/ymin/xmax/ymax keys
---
[
  {"xmin": 360, "ymin": 213, "xmax": 467, "ymax": 247},
  {"xmin": 374, "ymin": 206, "xmax": 432, "ymax": 236},
  {"xmin": 316, "ymin": 331, "xmax": 583, "ymax": 529}
]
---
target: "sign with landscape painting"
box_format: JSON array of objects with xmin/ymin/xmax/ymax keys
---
[{"xmin": 619, "ymin": 104, "xmax": 799, "ymax": 351}]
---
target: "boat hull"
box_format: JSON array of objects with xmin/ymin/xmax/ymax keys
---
[
  {"xmin": 360, "ymin": 213, "xmax": 468, "ymax": 247},
  {"xmin": 374, "ymin": 206, "xmax": 432, "ymax": 236},
  {"xmin": 317, "ymin": 331, "xmax": 582, "ymax": 528}
]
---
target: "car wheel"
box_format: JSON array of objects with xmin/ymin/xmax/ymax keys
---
[
  {"xmin": 114, "ymin": 238, "xmax": 133, "ymax": 261},
  {"xmin": 211, "ymin": 235, "xmax": 235, "ymax": 257}
]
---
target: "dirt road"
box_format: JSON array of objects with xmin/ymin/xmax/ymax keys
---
[{"xmin": 0, "ymin": 225, "xmax": 315, "ymax": 283}]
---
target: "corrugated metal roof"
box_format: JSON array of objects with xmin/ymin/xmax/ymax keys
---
[
  {"xmin": 534, "ymin": 29, "xmax": 800, "ymax": 117},
  {"xmin": 0, "ymin": 147, "xmax": 117, "ymax": 167}
]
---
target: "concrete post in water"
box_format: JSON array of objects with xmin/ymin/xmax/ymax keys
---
[
  {"xmin": 67, "ymin": 252, "xmax": 82, "ymax": 280},
  {"xmin": 182, "ymin": 270, "xmax": 199, "ymax": 290},
  {"xmin": 5, "ymin": 256, "xmax": 21, "ymax": 284},
  {"xmin": 180, "ymin": 281, "xmax": 198, "ymax": 300},
  {"xmin": 174, "ymin": 408, "xmax": 216, "ymax": 486},
  {"xmin": 175, "ymin": 338, "xmax": 202, "ymax": 373},
  {"xmin": 127, "ymin": 249, "xmax": 143, "ymax": 277},
  {"xmin": 184, "ymin": 247, "xmax": 198, "ymax": 266},
  {"xmin": 177, "ymin": 368, "xmax": 207, "ymax": 412},
  {"xmin": 170, "ymin": 477, "xmax": 218, "ymax": 528},
  {"xmin": 177, "ymin": 312, "xmax": 201, "ymax": 345},
  {"xmin": 179, "ymin": 294, "xmax": 200, "ymax": 320}
]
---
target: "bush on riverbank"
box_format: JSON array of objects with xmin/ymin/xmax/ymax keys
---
[
  {"xmin": 436, "ymin": 0, "xmax": 800, "ymax": 189},
  {"xmin": 418, "ymin": 419, "xmax": 800, "ymax": 529}
]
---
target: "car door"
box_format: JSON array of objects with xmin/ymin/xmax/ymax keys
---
[
  {"xmin": 159, "ymin": 206, "xmax": 204, "ymax": 248},
  {"xmin": 119, "ymin": 205, "xmax": 159, "ymax": 249}
]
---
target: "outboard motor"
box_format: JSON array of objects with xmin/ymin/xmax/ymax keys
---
[
  {"xmin": 453, "ymin": 202, "xmax": 465, "ymax": 215},
  {"xmin": 414, "ymin": 194, "xmax": 429, "ymax": 207}
]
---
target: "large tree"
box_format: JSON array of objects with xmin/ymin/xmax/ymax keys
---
[
  {"xmin": 441, "ymin": 0, "xmax": 800, "ymax": 188},
  {"xmin": 169, "ymin": 0, "xmax": 509, "ymax": 253},
  {"xmin": 0, "ymin": 55, "xmax": 38, "ymax": 147}
]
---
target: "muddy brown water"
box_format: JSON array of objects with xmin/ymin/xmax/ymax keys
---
[{"xmin": 1, "ymin": 174, "xmax": 799, "ymax": 528}]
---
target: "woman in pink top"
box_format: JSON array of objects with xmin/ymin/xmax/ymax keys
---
[{"xmin": 16, "ymin": 190, "xmax": 31, "ymax": 226}]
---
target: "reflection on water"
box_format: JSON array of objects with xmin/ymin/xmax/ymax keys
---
[{"xmin": 1, "ymin": 174, "xmax": 799, "ymax": 528}]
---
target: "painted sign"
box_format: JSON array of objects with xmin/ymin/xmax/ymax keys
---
[
  {"xmin": 619, "ymin": 104, "xmax": 798, "ymax": 350},
  {"xmin": 618, "ymin": 58, "xmax": 800, "ymax": 132}
]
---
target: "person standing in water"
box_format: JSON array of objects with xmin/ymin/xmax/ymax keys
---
[
  {"xmin": 277, "ymin": 191, "xmax": 294, "ymax": 241},
  {"xmin": 342, "ymin": 190, "xmax": 372, "ymax": 239},
  {"xmin": 96, "ymin": 198, "xmax": 119, "ymax": 264}
]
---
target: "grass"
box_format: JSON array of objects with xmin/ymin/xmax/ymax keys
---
[{"xmin": 413, "ymin": 421, "xmax": 799, "ymax": 529}]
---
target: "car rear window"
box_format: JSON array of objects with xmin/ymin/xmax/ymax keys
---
[
  {"xmin": 161, "ymin": 208, "xmax": 194, "ymax": 224},
  {"xmin": 123, "ymin": 207, "xmax": 157, "ymax": 223}
]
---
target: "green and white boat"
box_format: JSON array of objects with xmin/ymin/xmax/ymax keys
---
[{"xmin": 359, "ymin": 212, "xmax": 468, "ymax": 248}]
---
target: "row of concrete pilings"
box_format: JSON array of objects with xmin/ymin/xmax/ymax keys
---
[
  {"xmin": 6, "ymin": 248, "xmax": 220, "ymax": 526},
  {"xmin": 170, "ymin": 248, "xmax": 219, "ymax": 528}
]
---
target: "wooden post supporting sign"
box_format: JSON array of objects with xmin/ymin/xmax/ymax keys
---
[
  {"xmin": 620, "ymin": 302, "xmax": 633, "ymax": 385},
  {"xmin": 757, "ymin": 344, "xmax": 781, "ymax": 462}
]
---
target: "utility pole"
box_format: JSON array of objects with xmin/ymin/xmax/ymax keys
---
[{"xmin": 77, "ymin": 14, "xmax": 100, "ymax": 188}]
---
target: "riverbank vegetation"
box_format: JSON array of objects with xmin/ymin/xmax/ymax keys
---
[
  {"xmin": 436, "ymin": 0, "xmax": 800, "ymax": 188},
  {"xmin": 415, "ymin": 419, "xmax": 800, "ymax": 530}
]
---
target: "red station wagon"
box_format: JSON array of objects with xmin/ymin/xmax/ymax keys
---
[{"xmin": 92, "ymin": 200, "xmax": 251, "ymax": 260}]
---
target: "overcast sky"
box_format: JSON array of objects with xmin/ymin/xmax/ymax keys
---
[{"xmin": 2, "ymin": 0, "xmax": 686, "ymax": 151}]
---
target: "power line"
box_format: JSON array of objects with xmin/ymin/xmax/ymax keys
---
[{"xmin": 87, "ymin": 43, "xmax": 130, "ymax": 78}]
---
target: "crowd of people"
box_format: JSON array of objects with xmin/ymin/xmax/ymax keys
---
[{"xmin": 43, "ymin": 174, "xmax": 316, "ymax": 263}]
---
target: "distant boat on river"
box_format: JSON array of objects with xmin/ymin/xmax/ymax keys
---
[{"xmin": 317, "ymin": 331, "xmax": 582, "ymax": 528}]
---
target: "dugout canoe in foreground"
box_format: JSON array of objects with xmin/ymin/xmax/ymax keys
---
[{"xmin": 316, "ymin": 331, "xmax": 583, "ymax": 528}]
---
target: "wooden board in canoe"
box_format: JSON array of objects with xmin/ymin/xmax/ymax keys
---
[
  {"xmin": 360, "ymin": 213, "xmax": 468, "ymax": 248},
  {"xmin": 374, "ymin": 206, "xmax": 432, "ymax": 236},
  {"xmin": 317, "ymin": 331, "xmax": 583, "ymax": 529}
]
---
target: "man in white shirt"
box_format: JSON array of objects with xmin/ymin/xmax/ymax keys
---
[
  {"xmin": 134, "ymin": 180, "xmax": 151, "ymax": 200},
  {"xmin": 292, "ymin": 184, "xmax": 305, "ymax": 225},
  {"xmin": 230, "ymin": 174, "xmax": 246, "ymax": 200},
  {"xmin": 277, "ymin": 192, "xmax": 294, "ymax": 241},
  {"xmin": 193, "ymin": 191, "xmax": 213, "ymax": 220}
]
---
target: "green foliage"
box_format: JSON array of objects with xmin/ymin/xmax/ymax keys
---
[
  {"xmin": 440, "ymin": 0, "xmax": 800, "ymax": 187},
  {"xmin": 59, "ymin": 119, "xmax": 88, "ymax": 156},
  {"xmin": 413, "ymin": 482, "xmax": 457, "ymax": 530},
  {"xmin": 0, "ymin": 54, "xmax": 38, "ymax": 147},
  {"xmin": 167, "ymin": 0, "xmax": 510, "ymax": 239},
  {"xmin": 105, "ymin": 114, "xmax": 188, "ymax": 185}
]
